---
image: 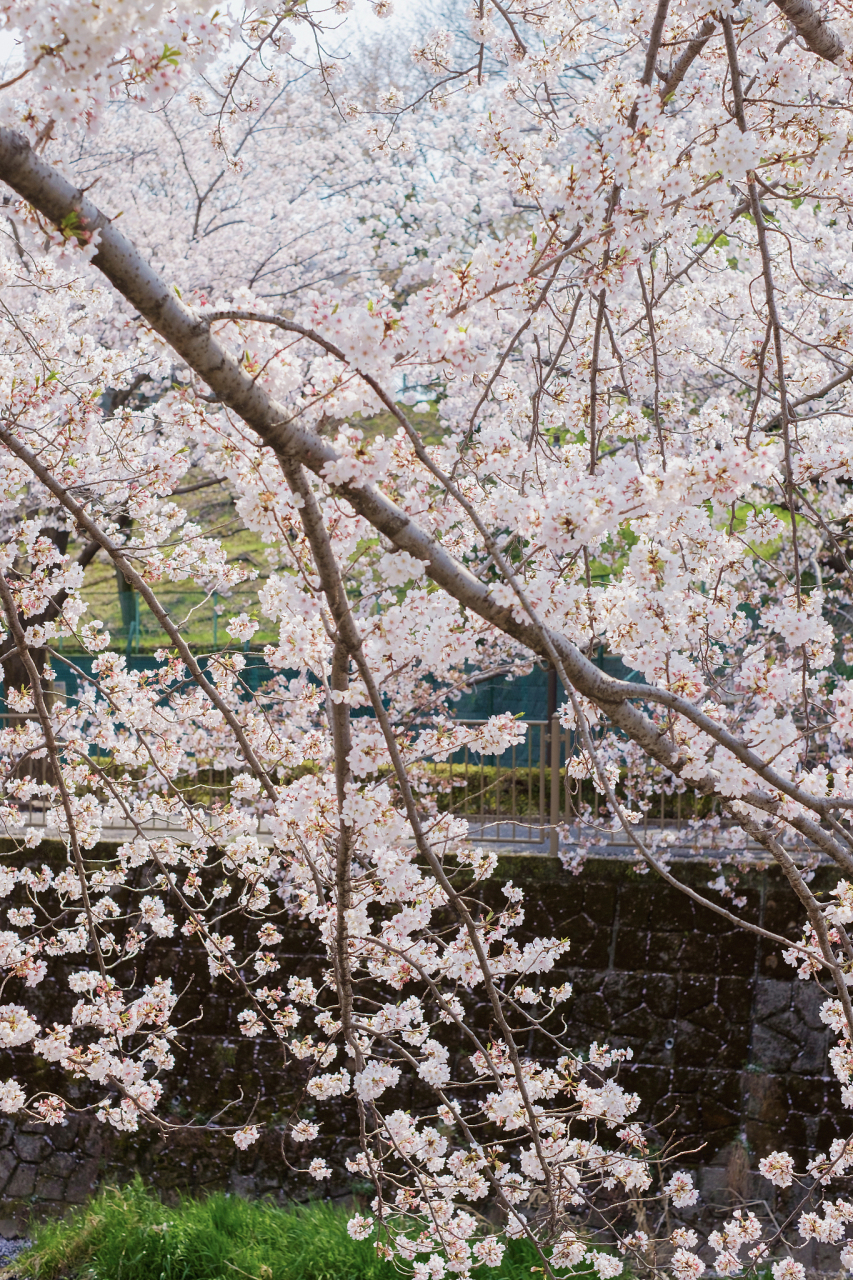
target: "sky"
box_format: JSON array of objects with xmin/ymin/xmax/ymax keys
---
[
  {"xmin": 305, "ymin": 0, "xmax": 434, "ymax": 58},
  {"xmin": 0, "ymin": 2, "xmax": 436, "ymax": 83}
]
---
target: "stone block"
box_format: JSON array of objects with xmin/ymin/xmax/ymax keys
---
[
  {"xmin": 82, "ymin": 1127, "xmax": 107, "ymax": 1157},
  {"xmin": 13, "ymin": 1131, "xmax": 50, "ymax": 1163},
  {"xmin": 753, "ymin": 978, "xmax": 792, "ymax": 1021},
  {"xmin": 580, "ymin": 882, "xmax": 617, "ymax": 927},
  {"xmin": 49, "ymin": 1116, "xmax": 80, "ymax": 1151},
  {"xmin": 0, "ymin": 1146, "xmax": 16, "ymax": 1192},
  {"xmin": 610, "ymin": 926, "xmax": 649, "ymax": 970},
  {"xmin": 793, "ymin": 980, "xmax": 830, "ymax": 1033},
  {"xmin": 6, "ymin": 1163, "xmax": 36, "ymax": 1198},
  {"xmin": 814, "ymin": 1111, "xmax": 847, "ymax": 1152},
  {"xmin": 228, "ymin": 1172, "xmax": 257, "ymax": 1197},
  {"xmin": 617, "ymin": 888, "xmax": 654, "ymax": 929},
  {"xmin": 678, "ymin": 973, "xmax": 717, "ymax": 1017},
  {"xmin": 751, "ymin": 1023, "xmax": 800, "ymax": 1074},
  {"xmin": 785, "ymin": 1072, "xmax": 828, "ymax": 1110},
  {"xmin": 41, "ymin": 1151, "xmax": 76, "ymax": 1179},
  {"xmin": 676, "ymin": 930, "xmax": 723, "ymax": 974},
  {"xmin": 0, "ymin": 1207, "xmax": 28, "ymax": 1237},
  {"xmin": 700, "ymin": 1072, "xmax": 742, "ymax": 1117},
  {"xmin": 718, "ymin": 975, "xmax": 752, "ymax": 1012},
  {"xmin": 744, "ymin": 1071, "xmax": 788, "ymax": 1124},
  {"xmin": 771, "ymin": 1109, "xmax": 811, "ymax": 1154},
  {"xmin": 34, "ymin": 1174, "xmax": 67, "ymax": 1201},
  {"xmin": 65, "ymin": 1160, "xmax": 99, "ymax": 1203},
  {"xmin": 717, "ymin": 929, "xmax": 758, "ymax": 976},
  {"xmin": 645, "ymin": 930, "xmax": 684, "ymax": 972},
  {"xmin": 791, "ymin": 1034, "xmax": 828, "ymax": 1076},
  {"xmin": 564, "ymin": 919, "xmax": 611, "ymax": 969}
]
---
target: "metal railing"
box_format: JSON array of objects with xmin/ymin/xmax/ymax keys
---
[
  {"xmin": 428, "ymin": 717, "xmax": 723, "ymax": 854},
  {"xmin": 423, "ymin": 718, "xmax": 551, "ymax": 847},
  {"xmin": 0, "ymin": 713, "xmax": 729, "ymax": 854}
]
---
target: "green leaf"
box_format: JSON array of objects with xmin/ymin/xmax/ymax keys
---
[{"xmin": 59, "ymin": 209, "xmax": 85, "ymax": 241}]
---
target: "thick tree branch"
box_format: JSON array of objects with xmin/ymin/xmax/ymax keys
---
[
  {"xmin": 771, "ymin": 0, "xmax": 844, "ymax": 62},
  {"xmin": 659, "ymin": 19, "xmax": 715, "ymax": 100},
  {"xmin": 1, "ymin": 130, "xmax": 850, "ymax": 835}
]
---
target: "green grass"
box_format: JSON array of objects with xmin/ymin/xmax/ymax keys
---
[
  {"xmin": 67, "ymin": 402, "xmax": 444, "ymax": 657},
  {"xmin": 12, "ymin": 1181, "xmax": 385, "ymax": 1280},
  {"xmin": 10, "ymin": 1178, "xmax": 587, "ymax": 1280},
  {"xmin": 71, "ymin": 497, "xmax": 280, "ymax": 655}
]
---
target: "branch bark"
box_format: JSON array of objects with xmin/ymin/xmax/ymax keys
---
[
  {"xmin": 658, "ymin": 19, "xmax": 715, "ymax": 100},
  {"xmin": 0, "ymin": 129, "xmax": 849, "ymax": 835},
  {"xmin": 770, "ymin": 0, "xmax": 844, "ymax": 62}
]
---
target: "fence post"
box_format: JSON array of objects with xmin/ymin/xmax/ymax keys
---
[{"xmin": 549, "ymin": 712, "xmax": 560, "ymax": 856}]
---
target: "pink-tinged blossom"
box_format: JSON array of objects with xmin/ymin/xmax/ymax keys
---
[
  {"xmin": 588, "ymin": 1251, "xmax": 622, "ymax": 1278},
  {"xmin": 232, "ymin": 1125, "xmax": 260, "ymax": 1150},
  {"xmin": 226, "ymin": 613, "xmax": 259, "ymax": 642},
  {"xmin": 237, "ymin": 1010, "xmax": 264, "ymax": 1038},
  {"xmin": 772, "ymin": 1262, "xmax": 806, "ymax": 1280},
  {"xmin": 759, "ymin": 1151, "xmax": 795, "ymax": 1188},
  {"xmin": 306, "ymin": 1070, "xmax": 350, "ymax": 1100},
  {"xmin": 353, "ymin": 1061, "xmax": 400, "ymax": 1100},
  {"xmin": 665, "ymin": 1172, "xmax": 698, "ymax": 1207},
  {"xmin": 0, "ymin": 1006, "xmax": 39, "ymax": 1047},
  {"xmin": 671, "ymin": 1249, "xmax": 703, "ymax": 1280},
  {"xmin": 473, "ymin": 1238, "xmax": 504, "ymax": 1267},
  {"xmin": 291, "ymin": 1120, "xmax": 319, "ymax": 1142},
  {"xmin": 0, "ymin": 1080, "xmax": 25, "ymax": 1112},
  {"xmin": 34, "ymin": 1095, "xmax": 66, "ymax": 1125},
  {"xmin": 552, "ymin": 1233, "xmax": 586, "ymax": 1268}
]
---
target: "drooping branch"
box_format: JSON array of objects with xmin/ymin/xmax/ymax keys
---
[
  {"xmin": 277, "ymin": 454, "xmax": 559, "ymax": 1211},
  {"xmin": 1, "ymin": 129, "xmax": 851, "ymax": 835},
  {"xmin": 0, "ymin": 423, "xmax": 279, "ymax": 803},
  {"xmin": 0, "ymin": 574, "xmax": 107, "ymax": 979}
]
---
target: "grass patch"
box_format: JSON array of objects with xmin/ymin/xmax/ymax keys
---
[
  {"xmin": 67, "ymin": 404, "xmax": 443, "ymax": 657},
  {"xmin": 13, "ymin": 1180, "xmax": 390, "ymax": 1280},
  {"xmin": 9, "ymin": 1178, "xmax": 599, "ymax": 1280}
]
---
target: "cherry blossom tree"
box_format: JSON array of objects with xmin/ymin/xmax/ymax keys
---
[{"xmin": 0, "ymin": 0, "xmax": 851, "ymax": 1276}]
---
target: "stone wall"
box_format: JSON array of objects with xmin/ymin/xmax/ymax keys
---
[{"xmin": 0, "ymin": 848, "xmax": 841, "ymax": 1231}]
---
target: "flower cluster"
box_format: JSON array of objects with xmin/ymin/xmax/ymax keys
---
[{"xmin": 0, "ymin": 0, "xmax": 849, "ymax": 1275}]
